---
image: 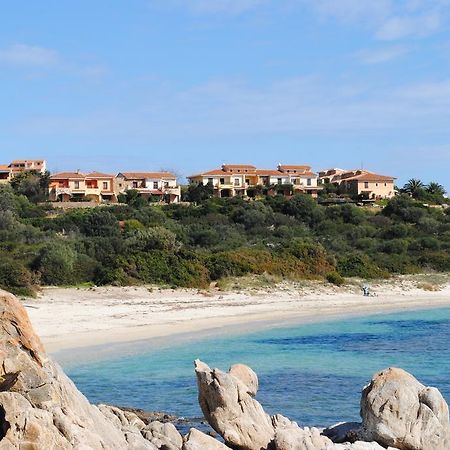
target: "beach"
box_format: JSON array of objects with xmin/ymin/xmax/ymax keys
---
[{"xmin": 24, "ymin": 275, "xmax": 450, "ymax": 356}]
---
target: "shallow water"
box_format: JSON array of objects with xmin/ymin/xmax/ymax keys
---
[{"xmin": 64, "ymin": 307, "xmax": 450, "ymax": 427}]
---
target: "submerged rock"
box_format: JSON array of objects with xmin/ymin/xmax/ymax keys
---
[{"xmin": 360, "ymin": 367, "xmax": 450, "ymax": 450}]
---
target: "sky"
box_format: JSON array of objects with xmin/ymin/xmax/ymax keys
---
[{"xmin": 1, "ymin": 0, "xmax": 450, "ymax": 189}]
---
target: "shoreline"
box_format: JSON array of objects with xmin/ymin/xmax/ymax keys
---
[{"xmin": 24, "ymin": 275, "xmax": 450, "ymax": 364}]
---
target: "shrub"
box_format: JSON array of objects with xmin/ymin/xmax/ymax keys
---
[
  {"xmin": 337, "ymin": 254, "xmax": 389, "ymax": 279},
  {"xmin": 0, "ymin": 258, "xmax": 36, "ymax": 296},
  {"xmin": 326, "ymin": 271, "xmax": 345, "ymax": 286}
]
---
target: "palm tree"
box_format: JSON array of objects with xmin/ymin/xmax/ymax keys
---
[
  {"xmin": 403, "ymin": 179, "xmax": 424, "ymax": 198},
  {"xmin": 426, "ymin": 181, "xmax": 446, "ymax": 197}
]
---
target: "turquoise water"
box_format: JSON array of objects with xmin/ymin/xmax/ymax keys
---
[{"xmin": 64, "ymin": 307, "xmax": 450, "ymax": 427}]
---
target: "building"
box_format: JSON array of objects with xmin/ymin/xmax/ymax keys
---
[
  {"xmin": 49, "ymin": 171, "xmax": 117, "ymax": 203},
  {"xmin": 187, "ymin": 164, "xmax": 322, "ymax": 198},
  {"xmin": 319, "ymin": 169, "xmax": 396, "ymax": 200},
  {"xmin": 9, "ymin": 159, "xmax": 47, "ymax": 175},
  {"xmin": 0, "ymin": 165, "xmax": 11, "ymax": 184},
  {"xmin": 116, "ymin": 172, "xmax": 181, "ymax": 203}
]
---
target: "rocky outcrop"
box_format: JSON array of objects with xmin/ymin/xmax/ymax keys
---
[
  {"xmin": 0, "ymin": 289, "xmax": 183, "ymax": 450},
  {"xmin": 195, "ymin": 359, "xmax": 275, "ymax": 450},
  {"xmin": 360, "ymin": 367, "xmax": 450, "ymax": 450}
]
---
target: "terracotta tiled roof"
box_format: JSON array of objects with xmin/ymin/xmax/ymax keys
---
[
  {"xmin": 340, "ymin": 171, "xmax": 396, "ymax": 182},
  {"xmin": 86, "ymin": 171, "xmax": 114, "ymax": 178},
  {"xmin": 0, "ymin": 165, "xmax": 10, "ymax": 171},
  {"xmin": 119, "ymin": 172, "xmax": 176, "ymax": 179},
  {"xmin": 294, "ymin": 171, "xmax": 317, "ymax": 177},
  {"xmin": 255, "ymin": 169, "xmax": 286, "ymax": 176},
  {"xmin": 10, "ymin": 159, "xmax": 45, "ymax": 164},
  {"xmin": 50, "ymin": 172, "xmax": 86, "ymax": 179},
  {"xmin": 278, "ymin": 164, "xmax": 311, "ymax": 172},
  {"xmin": 188, "ymin": 169, "xmax": 226, "ymax": 178},
  {"xmin": 222, "ymin": 164, "xmax": 256, "ymax": 170}
]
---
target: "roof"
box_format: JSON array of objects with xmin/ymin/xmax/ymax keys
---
[
  {"xmin": 256, "ymin": 169, "xmax": 287, "ymax": 176},
  {"xmin": 340, "ymin": 171, "xmax": 396, "ymax": 182},
  {"xmin": 187, "ymin": 169, "xmax": 226, "ymax": 178},
  {"xmin": 222, "ymin": 164, "xmax": 256, "ymax": 170},
  {"xmin": 278, "ymin": 164, "xmax": 311, "ymax": 172},
  {"xmin": 85, "ymin": 171, "xmax": 114, "ymax": 178},
  {"xmin": 118, "ymin": 172, "xmax": 176, "ymax": 179},
  {"xmin": 0, "ymin": 165, "xmax": 10, "ymax": 172},
  {"xmin": 10, "ymin": 159, "xmax": 45, "ymax": 164},
  {"xmin": 50, "ymin": 172, "xmax": 86, "ymax": 179}
]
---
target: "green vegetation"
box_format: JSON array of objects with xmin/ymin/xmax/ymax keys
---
[{"xmin": 0, "ymin": 182, "xmax": 449, "ymax": 296}]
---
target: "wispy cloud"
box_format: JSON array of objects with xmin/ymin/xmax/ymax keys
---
[
  {"xmin": 376, "ymin": 13, "xmax": 441, "ymax": 40},
  {"xmin": 15, "ymin": 75, "xmax": 450, "ymax": 139},
  {"xmin": 0, "ymin": 44, "xmax": 60, "ymax": 67},
  {"xmin": 356, "ymin": 46, "xmax": 410, "ymax": 64}
]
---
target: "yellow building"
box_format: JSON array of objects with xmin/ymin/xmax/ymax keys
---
[
  {"xmin": 187, "ymin": 164, "xmax": 322, "ymax": 198},
  {"xmin": 319, "ymin": 169, "xmax": 396, "ymax": 200}
]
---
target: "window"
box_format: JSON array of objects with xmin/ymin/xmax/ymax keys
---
[
  {"xmin": 277, "ymin": 178, "xmax": 282, "ymax": 185},
  {"xmin": 375, "ymin": 183, "xmax": 378, "ymax": 187},
  {"xmin": 74, "ymin": 181, "xmax": 80, "ymax": 189},
  {"xmin": 364, "ymin": 182, "xmax": 369, "ymax": 189},
  {"xmin": 103, "ymin": 182, "xmax": 108, "ymax": 190},
  {"xmin": 220, "ymin": 178, "xmax": 225, "ymax": 185},
  {"xmin": 384, "ymin": 183, "xmax": 387, "ymax": 186},
  {"xmin": 164, "ymin": 182, "xmax": 169, "ymax": 187},
  {"xmin": 132, "ymin": 181, "xmax": 138, "ymax": 188},
  {"xmin": 207, "ymin": 178, "xmax": 214, "ymax": 184},
  {"xmin": 234, "ymin": 178, "xmax": 240, "ymax": 186},
  {"xmin": 307, "ymin": 178, "xmax": 312, "ymax": 186},
  {"xmin": 153, "ymin": 181, "xmax": 158, "ymax": 189}
]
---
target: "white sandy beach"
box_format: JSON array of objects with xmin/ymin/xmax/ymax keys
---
[{"xmin": 24, "ymin": 276, "xmax": 450, "ymax": 356}]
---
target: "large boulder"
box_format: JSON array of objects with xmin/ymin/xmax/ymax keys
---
[
  {"xmin": 360, "ymin": 367, "xmax": 450, "ymax": 450},
  {"xmin": 0, "ymin": 289, "xmax": 180, "ymax": 450},
  {"xmin": 195, "ymin": 359, "xmax": 275, "ymax": 450}
]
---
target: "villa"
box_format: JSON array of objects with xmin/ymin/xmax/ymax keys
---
[
  {"xmin": 116, "ymin": 172, "xmax": 181, "ymax": 203},
  {"xmin": 319, "ymin": 169, "xmax": 396, "ymax": 200},
  {"xmin": 0, "ymin": 159, "xmax": 47, "ymax": 183},
  {"xmin": 49, "ymin": 171, "xmax": 117, "ymax": 203},
  {"xmin": 187, "ymin": 164, "xmax": 322, "ymax": 198}
]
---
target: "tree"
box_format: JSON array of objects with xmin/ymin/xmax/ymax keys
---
[
  {"xmin": 426, "ymin": 182, "xmax": 446, "ymax": 197},
  {"xmin": 10, "ymin": 170, "xmax": 50, "ymax": 203},
  {"xmin": 183, "ymin": 182, "xmax": 214, "ymax": 204},
  {"xmin": 402, "ymin": 179, "xmax": 425, "ymax": 199}
]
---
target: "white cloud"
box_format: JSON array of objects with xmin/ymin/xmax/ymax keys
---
[
  {"xmin": 376, "ymin": 13, "xmax": 441, "ymax": 40},
  {"xmin": 356, "ymin": 46, "xmax": 410, "ymax": 64},
  {"xmin": 0, "ymin": 44, "xmax": 60, "ymax": 67}
]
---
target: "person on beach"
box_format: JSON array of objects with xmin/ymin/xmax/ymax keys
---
[{"xmin": 362, "ymin": 286, "xmax": 370, "ymax": 297}]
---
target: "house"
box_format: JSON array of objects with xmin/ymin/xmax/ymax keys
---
[
  {"xmin": 318, "ymin": 168, "xmax": 347, "ymax": 184},
  {"xmin": 319, "ymin": 169, "xmax": 396, "ymax": 200},
  {"xmin": 48, "ymin": 171, "xmax": 117, "ymax": 203},
  {"xmin": 9, "ymin": 159, "xmax": 47, "ymax": 175},
  {"xmin": 187, "ymin": 164, "xmax": 322, "ymax": 198},
  {"xmin": 0, "ymin": 165, "xmax": 11, "ymax": 184},
  {"xmin": 116, "ymin": 172, "xmax": 181, "ymax": 203}
]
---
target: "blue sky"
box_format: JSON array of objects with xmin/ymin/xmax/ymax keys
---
[{"xmin": 1, "ymin": 0, "xmax": 449, "ymax": 188}]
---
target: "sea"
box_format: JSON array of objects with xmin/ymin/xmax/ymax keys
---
[{"xmin": 63, "ymin": 307, "xmax": 450, "ymax": 428}]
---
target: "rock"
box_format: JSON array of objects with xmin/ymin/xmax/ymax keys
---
[
  {"xmin": 0, "ymin": 289, "xmax": 178, "ymax": 449},
  {"xmin": 323, "ymin": 422, "xmax": 361, "ymax": 444},
  {"xmin": 273, "ymin": 422, "xmax": 333, "ymax": 450},
  {"xmin": 360, "ymin": 367, "xmax": 450, "ymax": 450},
  {"xmin": 142, "ymin": 421, "xmax": 183, "ymax": 449},
  {"xmin": 195, "ymin": 359, "xmax": 274, "ymax": 450},
  {"xmin": 182, "ymin": 428, "xmax": 229, "ymax": 449},
  {"xmin": 229, "ymin": 363, "xmax": 259, "ymax": 397}
]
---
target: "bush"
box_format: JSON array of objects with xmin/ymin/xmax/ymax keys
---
[
  {"xmin": 0, "ymin": 258, "xmax": 36, "ymax": 296},
  {"xmin": 326, "ymin": 271, "xmax": 345, "ymax": 286},
  {"xmin": 337, "ymin": 254, "xmax": 389, "ymax": 279}
]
